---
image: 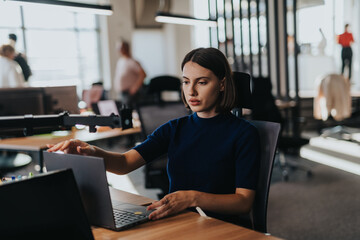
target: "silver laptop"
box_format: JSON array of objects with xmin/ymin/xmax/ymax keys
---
[{"xmin": 43, "ymin": 151, "xmax": 153, "ymax": 231}]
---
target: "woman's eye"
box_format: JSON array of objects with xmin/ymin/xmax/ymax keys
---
[
  {"xmin": 182, "ymin": 81, "xmax": 189, "ymax": 85},
  {"xmin": 198, "ymin": 81, "xmax": 207, "ymax": 85}
]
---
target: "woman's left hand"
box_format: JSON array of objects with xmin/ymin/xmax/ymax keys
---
[{"xmin": 146, "ymin": 191, "xmax": 195, "ymax": 220}]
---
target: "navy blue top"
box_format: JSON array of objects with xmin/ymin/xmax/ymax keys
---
[
  {"xmin": 134, "ymin": 112, "xmax": 260, "ymax": 194},
  {"xmin": 134, "ymin": 112, "xmax": 260, "ymax": 223}
]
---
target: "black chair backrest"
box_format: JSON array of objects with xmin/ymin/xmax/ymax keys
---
[
  {"xmin": 148, "ymin": 75, "xmax": 182, "ymax": 103},
  {"xmin": 251, "ymin": 76, "xmax": 283, "ymax": 125},
  {"xmin": 232, "ymin": 72, "xmax": 280, "ymax": 233},
  {"xmin": 248, "ymin": 120, "xmax": 280, "ymax": 233},
  {"xmin": 137, "ymin": 102, "xmax": 190, "ymax": 138},
  {"xmin": 233, "ymin": 72, "xmax": 252, "ymax": 109}
]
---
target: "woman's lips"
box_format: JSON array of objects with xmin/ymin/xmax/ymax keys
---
[{"xmin": 189, "ymin": 99, "xmax": 200, "ymax": 106}]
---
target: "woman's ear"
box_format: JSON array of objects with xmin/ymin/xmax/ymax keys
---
[{"xmin": 220, "ymin": 78, "xmax": 225, "ymax": 92}]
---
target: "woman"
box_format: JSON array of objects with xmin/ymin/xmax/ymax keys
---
[
  {"xmin": 0, "ymin": 44, "xmax": 25, "ymax": 88},
  {"xmin": 47, "ymin": 48, "xmax": 260, "ymax": 225}
]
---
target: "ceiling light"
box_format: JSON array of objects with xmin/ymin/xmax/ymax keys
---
[
  {"xmin": 155, "ymin": 11, "xmax": 217, "ymax": 27},
  {"xmin": 3, "ymin": 0, "xmax": 113, "ymax": 15}
]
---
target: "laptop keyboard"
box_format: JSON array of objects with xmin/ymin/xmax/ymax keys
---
[{"xmin": 113, "ymin": 209, "xmax": 146, "ymax": 227}]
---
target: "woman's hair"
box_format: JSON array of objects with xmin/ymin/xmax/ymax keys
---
[
  {"xmin": 0, "ymin": 44, "xmax": 15, "ymax": 58},
  {"xmin": 117, "ymin": 40, "xmax": 131, "ymax": 57},
  {"xmin": 180, "ymin": 47, "xmax": 237, "ymax": 113}
]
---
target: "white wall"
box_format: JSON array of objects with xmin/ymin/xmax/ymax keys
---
[{"xmin": 100, "ymin": 0, "xmax": 193, "ymax": 98}]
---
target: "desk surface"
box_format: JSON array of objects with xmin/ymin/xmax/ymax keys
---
[
  {"xmin": 300, "ymin": 136, "xmax": 360, "ymax": 176},
  {"xmin": 96, "ymin": 188, "xmax": 282, "ymax": 240},
  {"xmin": 0, "ymin": 126, "xmax": 141, "ymax": 151}
]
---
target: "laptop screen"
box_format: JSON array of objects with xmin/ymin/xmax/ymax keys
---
[
  {"xmin": 0, "ymin": 169, "xmax": 94, "ymax": 239},
  {"xmin": 44, "ymin": 151, "xmax": 116, "ymax": 229}
]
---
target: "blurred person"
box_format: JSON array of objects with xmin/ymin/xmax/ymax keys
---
[
  {"xmin": 337, "ymin": 24, "xmax": 354, "ymax": 80},
  {"xmin": 8, "ymin": 33, "xmax": 32, "ymax": 82},
  {"xmin": 0, "ymin": 44, "xmax": 25, "ymax": 87},
  {"xmin": 114, "ymin": 40, "xmax": 146, "ymax": 108}
]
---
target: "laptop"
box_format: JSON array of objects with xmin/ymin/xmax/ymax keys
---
[
  {"xmin": 43, "ymin": 151, "xmax": 153, "ymax": 231},
  {"xmin": 0, "ymin": 169, "xmax": 94, "ymax": 239}
]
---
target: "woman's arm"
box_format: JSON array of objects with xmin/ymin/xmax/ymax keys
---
[
  {"xmin": 47, "ymin": 139, "xmax": 145, "ymax": 175},
  {"xmin": 146, "ymin": 188, "xmax": 255, "ymax": 220},
  {"xmin": 97, "ymin": 147, "xmax": 146, "ymax": 175}
]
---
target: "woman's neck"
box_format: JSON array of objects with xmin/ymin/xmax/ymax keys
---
[{"xmin": 196, "ymin": 111, "xmax": 220, "ymax": 119}]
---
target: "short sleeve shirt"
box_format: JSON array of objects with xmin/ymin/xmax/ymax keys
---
[{"xmin": 134, "ymin": 112, "xmax": 260, "ymax": 194}]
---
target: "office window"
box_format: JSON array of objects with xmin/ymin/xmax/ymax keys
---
[
  {"xmin": 0, "ymin": 4, "xmax": 102, "ymax": 93},
  {"xmin": 0, "ymin": 5, "xmax": 22, "ymax": 28}
]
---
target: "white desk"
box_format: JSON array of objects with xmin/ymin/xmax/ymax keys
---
[{"xmin": 300, "ymin": 135, "xmax": 360, "ymax": 175}]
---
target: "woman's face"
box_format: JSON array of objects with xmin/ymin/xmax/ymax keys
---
[{"xmin": 182, "ymin": 61, "xmax": 224, "ymax": 118}]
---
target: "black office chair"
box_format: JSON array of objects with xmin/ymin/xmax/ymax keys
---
[
  {"xmin": 248, "ymin": 120, "xmax": 280, "ymax": 233},
  {"xmin": 232, "ymin": 72, "xmax": 280, "ymax": 233},
  {"xmin": 251, "ymin": 76, "xmax": 311, "ymax": 181},
  {"xmin": 147, "ymin": 75, "xmax": 182, "ymax": 104}
]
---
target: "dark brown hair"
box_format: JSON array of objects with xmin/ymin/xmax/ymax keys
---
[{"xmin": 180, "ymin": 47, "xmax": 236, "ymax": 113}]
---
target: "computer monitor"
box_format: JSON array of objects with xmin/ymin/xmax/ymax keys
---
[
  {"xmin": 0, "ymin": 87, "xmax": 47, "ymax": 137},
  {"xmin": 0, "ymin": 86, "xmax": 79, "ymax": 137},
  {"xmin": 43, "ymin": 86, "xmax": 80, "ymax": 114},
  {"xmin": 0, "ymin": 87, "xmax": 45, "ymax": 116}
]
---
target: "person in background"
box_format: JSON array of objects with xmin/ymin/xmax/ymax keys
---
[
  {"xmin": 114, "ymin": 40, "xmax": 146, "ymax": 108},
  {"xmin": 0, "ymin": 44, "xmax": 25, "ymax": 88},
  {"xmin": 47, "ymin": 47, "xmax": 260, "ymax": 227},
  {"xmin": 8, "ymin": 34, "xmax": 32, "ymax": 82},
  {"xmin": 337, "ymin": 24, "xmax": 354, "ymax": 81}
]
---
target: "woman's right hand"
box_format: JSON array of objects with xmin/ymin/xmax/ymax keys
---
[{"xmin": 46, "ymin": 139, "xmax": 96, "ymax": 156}]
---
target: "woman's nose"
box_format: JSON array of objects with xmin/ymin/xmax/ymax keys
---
[{"xmin": 188, "ymin": 84, "xmax": 197, "ymax": 96}]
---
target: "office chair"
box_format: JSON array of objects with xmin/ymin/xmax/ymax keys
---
[
  {"xmin": 248, "ymin": 120, "xmax": 280, "ymax": 233},
  {"xmin": 232, "ymin": 72, "xmax": 280, "ymax": 233},
  {"xmin": 147, "ymin": 75, "xmax": 182, "ymax": 103},
  {"xmin": 251, "ymin": 76, "xmax": 311, "ymax": 181},
  {"xmin": 137, "ymin": 76, "xmax": 191, "ymax": 198}
]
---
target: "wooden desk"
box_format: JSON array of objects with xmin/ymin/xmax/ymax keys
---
[
  {"xmin": 0, "ymin": 126, "xmax": 141, "ymax": 171},
  {"xmin": 95, "ymin": 188, "xmax": 282, "ymax": 240},
  {"xmin": 0, "ymin": 127, "xmax": 141, "ymax": 151}
]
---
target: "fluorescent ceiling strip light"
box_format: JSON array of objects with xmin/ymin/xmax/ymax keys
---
[
  {"xmin": 155, "ymin": 12, "xmax": 217, "ymax": 27},
  {"xmin": 3, "ymin": 0, "xmax": 113, "ymax": 15},
  {"xmin": 300, "ymin": 147, "xmax": 360, "ymax": 176}
]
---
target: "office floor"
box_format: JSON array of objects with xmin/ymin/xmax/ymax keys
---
[
  {"xmin": 268, "ymin": 155, "xmax": 360, "ymax": 240},
  {"xmin": 6, "ymin": 135, "xmax": 360, "ymax": 240}
]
